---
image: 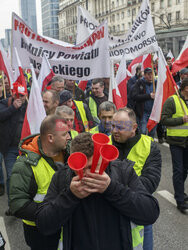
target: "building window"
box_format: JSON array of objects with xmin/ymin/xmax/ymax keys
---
[
  {"xmin": 121, "ymin": 12, "xmax": 124, "ymax": 19},
  {"xmin": 168, "ymin": 0, "xmax": 172, "ymax": 6},
  {"xmin": 117, "ymin": 13, "xmax": 120, "ymax": 20},
  {"xmin": 117, "ymin": 0, "xmax": 119, "ymax": 6},
  {"xmin": 113, "ymin": 25, "xmax": 115, "ymax": 32},
  {"xmin": 112, "ymin": 14, "xmax": 115, "ymax": 22},
  {"xmin": 160, "ymin": 0, "xmax": 164, "ymax": 8},
  {"xmin": 122, "ymin": 23, "xmax": 125, "ymax": 31},
  {"xmin": 127, "ymin": 9, "xmax": 130, "ymax": 17},
  {"xmin": 160, "ymin": 14, "xmax": 164, "ymax": 24},
  {"xmin": 176, "ymin": 0, "xmax": 180, "ymax": 4},
  {"xmin": 151, "ymin": 3, "xmax": 155, "ymax": 11},
  {"xmin": 132, "ymin": 8, "xmax": 136, "ymax": 16},
  {"xmin": 128, "ymin": 22, "xmax": 131, "ymax": 28},
  {"xmin": 117, "ymin": 24, "xmax": 120, "ymax": 32},
  {"xmin": 176, "ymin": 11, "xmax": 180, "ymax": 20},
  {"xmin": 152, "ymin": 17, "xmax": 155, "ymax": 25},
  {"xmin": 168, "ymin": 13, "xmax": 172, "ymax": 22}
]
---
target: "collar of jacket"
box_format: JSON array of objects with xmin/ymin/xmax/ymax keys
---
[
  {"xmin": 19, "ymin": 134, "xmax": 56, "ymax": 168},
  {"xmin": 112, "ymin": 133, "xmax": 141, "ymax": 150}
]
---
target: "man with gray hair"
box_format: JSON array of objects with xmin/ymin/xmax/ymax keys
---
[
  {"xmin": 90, "ymin": 101, "xmax": 116, "ymax": 135},
  {"xmin": 50, "ymin": 76, "xmax": 65, "ymax": 93},
  {"xmin": 86, "ymin": 78, "xmax": 108, "ymax": 124},
  {"xmin": 55, "ymin": 105, "xmax": 78, "ymax": 139}
]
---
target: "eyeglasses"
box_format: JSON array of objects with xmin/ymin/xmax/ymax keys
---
[{"xmin": 111, "ymin": 121, "xmax": 133, "ymax": 131}]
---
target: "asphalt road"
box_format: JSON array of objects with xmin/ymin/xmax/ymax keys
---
[{"xmin": 0, "ymin": 142, "xmax": 188, "ymax": 250}]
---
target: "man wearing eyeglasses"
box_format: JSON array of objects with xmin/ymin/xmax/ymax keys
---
[{"xmin": 111, "ymin": 107, "xmax": 161, "ymax": 250}]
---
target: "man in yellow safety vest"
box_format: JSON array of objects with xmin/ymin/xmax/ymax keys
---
[
  {"xmin": 161, "ymin": 78, "xmax": 188, "ymax": 213},
  {"xmin": 9, "ymin": 115, "xmax": 70, "ymax": 249},
  {"xmin": 111, "ymin": 107, "xmax": 161, "ymax": 250}
]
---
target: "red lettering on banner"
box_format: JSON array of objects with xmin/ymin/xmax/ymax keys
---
[
  {"xmin": 36, "ymin": 35, "xmax": 42, "ymax": 41},
  {"xmin": 14, "ymin": 19, "xmax": 19, "ymax": 31},
  {"xmin": 73, "ymin": 26, "xmax": 105, "ymax": 50},
  {"xmin": 25, "ymin": 28, "xmax": 31, "ymax": 37},
  {"xmin": 19, "ymin": 23, "xmax": 25, "ymax": 33}
]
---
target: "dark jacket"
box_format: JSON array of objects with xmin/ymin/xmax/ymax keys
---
[
  {"xmin": 66, "ymin": 85, "xmax": 85, "ymax": 102},
  {"xmin": 0, "ymin": 97, "xmax": 27, "ymax": 154},
  {"xmin": 160, "ymin": 93, "xmax": 188, "ymax": 147},
  {"xmin": 86, "ymin": 93, "xmax": 108, "ymax": 113},
  {"xmin": 131, "ymin": 78, "xmax": 155, "ymax": 119},
  {"xmin": 36, "ymin": 160, "xmax": 159, "ymax": 250},
  {"xmin": 9, "ymin": 135, "xmax": 69, "ymax": 219},
  {"xmin": 127, "ymin": 75, "xmax": 139, "ymax": 109},
  {"xmin": 112, "ymin": 134, "xmax": 161, "ymax": 194}
]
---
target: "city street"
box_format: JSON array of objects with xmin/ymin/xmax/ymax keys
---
[{"xmin": 0, "ymin": 142, "xmax": 188, "ymax": 250}]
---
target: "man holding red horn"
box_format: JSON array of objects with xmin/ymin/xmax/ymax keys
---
[{"xmin": 36, "ymin": 132, "xmax": 159, "ymax": 250}]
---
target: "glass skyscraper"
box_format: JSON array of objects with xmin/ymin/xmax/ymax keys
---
[
  {"xmin": 41, "ymin": 0, "xmax": 59, "ymax": 39},
  {"xmin": 20, "ymin": 0, "xmax": 37, "ymax": 33}
]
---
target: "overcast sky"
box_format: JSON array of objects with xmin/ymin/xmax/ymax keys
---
[{"xmin": 0, "ymin": 0, "xmax": 42, "ymax": 39}]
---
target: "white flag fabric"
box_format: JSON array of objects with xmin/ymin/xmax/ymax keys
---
[
  {"xmin": 21, "ymin": 65, "xmax": 46, "ymax": 139},
  {"xmin": 172, "ymin": 36, "xmax": 188, "ymax": 74},
  {"xmin": 12, "ymin": 13, "xmax": 110, "ymax": 80},
  {"xmin": 38, "ymin": 54, "xmax": 55, "ymax": 92},
  {"xmin": 147, "ymin": 48, "xmax": 176, "ymax": 131},
  {"xmin": 0, "ymin": 41, "xmax": 14, "ymax": 88},
  {"xmin": 110, "ymin": 0, "xmax": 158, "ymax": 60},
  {"xmin": 167, "ymin": 50, "xmax": 174, "ymax": 60}
]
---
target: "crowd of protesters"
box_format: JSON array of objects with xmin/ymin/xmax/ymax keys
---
[{"xmin": 0, "ymin": 55, "xmax": 187, "ymax": 250}]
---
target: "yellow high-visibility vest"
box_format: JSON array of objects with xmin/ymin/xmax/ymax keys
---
[
  {"xmin": 23, "ymin": 157, "xmax": 55, "ymax": 226},
  {"xmin": 167, "ymin": 95, "xmax": 188, "ymax": 137}
]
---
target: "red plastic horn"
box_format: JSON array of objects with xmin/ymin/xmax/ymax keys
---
[
  {"xmin": 90, "ymin": 133, "xmax": 110, "ymax": 173},
  {"xmin": 68, "ymin": 152, "xmax": 87, "ymax": 179},
  {"xmin": 99, "ymin": 144, "xmax": 119, "ymax": 175}
]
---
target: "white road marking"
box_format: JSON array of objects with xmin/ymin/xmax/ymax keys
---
[
  {"xmin": 154, "ymin": 138, "xmax": 169, "ymax": 148},
  {"xmin": 157, "ymin": 190, "xmax": 176, "ymax": 206},
  {"xmin": 0, "ymin": 217, "xmax": 11, "ymax": 250}
]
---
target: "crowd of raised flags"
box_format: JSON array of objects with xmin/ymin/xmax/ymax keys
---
[{"xmin": 0, "ymin": 0, "xmax": 187, "ymax": 134}]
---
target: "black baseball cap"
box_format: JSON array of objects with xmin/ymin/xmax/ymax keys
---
[{"xmin": 144, "ymin": 68, "xmax": 152, "ymax": 74}]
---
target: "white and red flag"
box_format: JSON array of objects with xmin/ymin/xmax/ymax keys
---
[
  {"xmin": 167, "ymin": 50, "xmax": 174, "ymax": 62},
  {"xmin": 13, "ymin": 47, "xmax": 28, "ymax": 95},
  {"xmin": 38, "ymin": 54, "xmax": 55, "ymax": 92},
  {"xmin": 21, "ymin": 65, "xmax": 46, "ymax": 139},
  {"xmin": 112, "ymin": 57, "xmax": 132, "ymax": 109},
  {"xmin": 78, "ymin": 80, "xmax": 88, "ymax": 91},
  {"xmin": 172, "ymin": 36, "xmax": 188, "ymax": 74},
  {"xmin": 147, "ymin": 48, "xmax": 177, "ymax": 132},
  {"xmin": 128, "ymin": 54, "xmax": 152, "ymax": 75},
  {"xmin": 0, "ymin": 41, "xmax": 14, "ymax": 88}
]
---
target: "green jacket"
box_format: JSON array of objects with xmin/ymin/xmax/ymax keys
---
[
  {"xmin": 9, "ymin": 134, "xmax": 69, "ymax": 220},
  {"xmin": 161, "ymin": 92, "xmax": 188, "ymax": 147}
]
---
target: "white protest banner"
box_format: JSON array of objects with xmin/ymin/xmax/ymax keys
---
[
  {"xmin": 12, "ymin": 13, "xmax": 110, "ymax": 80},
  {"xmin": 109, "ymin": 0, "xmax": 158, "ymax": 60},
  {"xmin": 76, "ymin": 6, "xmax": 127, "ymax": 49},
  {"xmin": 76, "ymin": 6, "xmax": 99, "ymax": 44}
]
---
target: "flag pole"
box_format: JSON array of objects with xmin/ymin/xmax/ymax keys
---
[
  {"xmin": 1, "ymin": 71, "xmax": 6, "ymax": 99},
  {"xmin": 151, "ymin": 54, "xmax": 155, "ymax": 93}
]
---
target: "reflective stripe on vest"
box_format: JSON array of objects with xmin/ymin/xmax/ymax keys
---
[
  {"xmin": 167, "ymin": 95, "xmax": 188, "ymax": 137},
  {"xmin": 131, "ymin": 222, "xmax": 144, "ymax": 250},
  {"xmin": 74, "ymin": 101, "xmax": 89, "ymax": 132},
  {"xmin": 89, "ymin": 126, "xmax": 99, "ymax": 134},
  {"xmin": 23, "ymin": 157, "xmax": 55, "ymax": 226},
  {"xmin": 70, "ymin": 130, "xmax": 78, "ymax": 139},
  {"xmin": 58, "ymin": 227, "xmax": 63, "ymax": 250},
  {"xmin": 89, "ymin": 97, "xmax": 100, "ymax": 124}
]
